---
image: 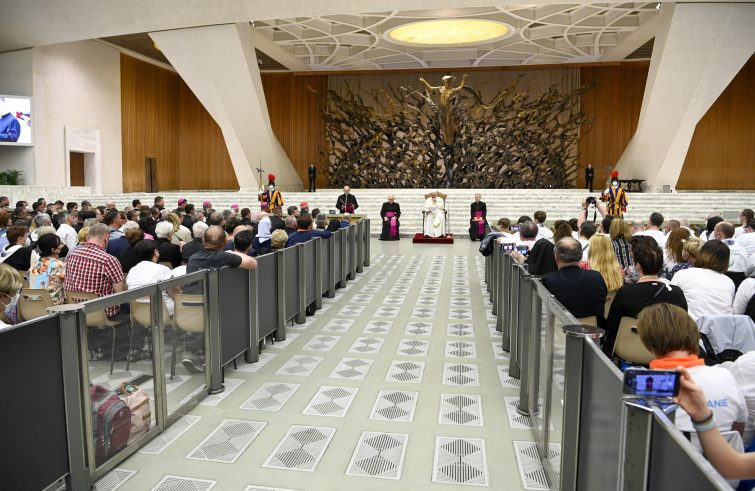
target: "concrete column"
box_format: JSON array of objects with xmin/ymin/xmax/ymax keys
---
[
  {"xmin": 150, "ymin": 23, "xmax": 302, "ymax": 191},
  {"xmin": 615, "ymin": 3, "xmax": 755, "ymax": 190}
]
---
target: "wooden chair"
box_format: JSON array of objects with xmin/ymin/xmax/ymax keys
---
[
  {"xmin": 577, "ymin": 316, "xmax": 598, "ymax": 327},
  {"xmin": 127, "ymin": 299, "xmax": 172, "ymax": 371},
  {"xmin": 65, "ymin": 290, "xmax": 126, "ymax": 375},
  {"xmin": 171, "ymin": 294, "xmax": 206, "ymax": 378},
  {"xmin": 613, "ymin": 316, "xmax": 655, "ymax": 365},
  {"xmin": 18, "ymin": 288, "xmax": 54, "ymax": 322}
]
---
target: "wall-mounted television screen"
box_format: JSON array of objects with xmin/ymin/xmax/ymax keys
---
[{"xmin": 0, "ymin": 95, "xmax": 32, "ymax": 146}]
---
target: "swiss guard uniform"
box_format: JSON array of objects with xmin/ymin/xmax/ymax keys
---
[
  {"xmin": 600, "ymin": 170, "xmax": 628, "ymax": 218},
  {"xmin": 259, "ymin": 174, "xmax": 284, "ymax": 209}
]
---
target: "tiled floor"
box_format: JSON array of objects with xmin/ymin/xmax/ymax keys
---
[{"xmin": 99, "ymin": 240, "xmax": 542, "ymax": 490}]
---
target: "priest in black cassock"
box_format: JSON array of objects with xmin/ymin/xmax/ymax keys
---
[
  {"xmin": 335, "ymin": 185, "xmax": 359, "ymax": 213},
  {"xmin": 469, "ymin": 193, "xmax": 490, "ymax": 241},
  {"xmin": 379, "ymin": 195, "xmax": 401, "ymax": 240}
]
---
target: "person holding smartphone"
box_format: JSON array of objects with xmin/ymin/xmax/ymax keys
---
[{"xmin": 675, "ymin": 366, "xmax": 755, "ymax": 480}]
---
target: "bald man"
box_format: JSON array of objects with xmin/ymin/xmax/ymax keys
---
[{"xmin": 380, "ymin": 195, "xmax": 401, "ymax": 240}]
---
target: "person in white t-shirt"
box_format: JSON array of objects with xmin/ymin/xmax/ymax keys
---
[
  {"xmin": 671, "ymin": 240, "xmax": 735, "ymax": 320},
  {"xmin": 722, "ymin": 351, "xmax": 755, "ymax": 448},
  {"xmin": 578, "ymin": 221, "xmax": 597, "ymax": 261},
  {"xmin": 736, "ymin": 218, "xmax": 755, "ymax": 257},
  {"xmin": 55, "ymin": 210, "xmax": 78, "ymax": 253},
  {"xmin": 713, "ymin": 222, "xmax": 751, "ymax": 282},
  {"xmin": 533, "ymin": 210, "xmax": 553, "ymax": 240},
  {"xmin": 634, "ymin": 212, "xmax": 667, "ymax": 248},
  {"xmin": 733, "ymin": 277, "xmax": 755, "ymax": 317},
  {"xmin": 733, "ymin": 209, "xmax": 754, "ymax": 238},
  {"xmin": 126, "ymin": 239, "xmax": 176, "ymax": 316},
  {"xmin": 638, "ymin": 303, "xmax": 747, "ymax": 436}
]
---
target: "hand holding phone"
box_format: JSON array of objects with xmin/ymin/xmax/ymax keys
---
[{"xmin": 622, "ymin": 368, "xmax": 680, "ymax": 399}]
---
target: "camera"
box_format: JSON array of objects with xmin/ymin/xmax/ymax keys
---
[
  {"xmin": 622, "ymin": 368, "xmax": 680, "ymax": 400},
  {"xmin": 586, "ymin": 196, "xmax": 597, "ymax": 206}
]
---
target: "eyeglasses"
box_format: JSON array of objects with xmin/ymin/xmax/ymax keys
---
[{"xmin": 0, "ymin": 287, "xmax": 22, "ymax": 301}]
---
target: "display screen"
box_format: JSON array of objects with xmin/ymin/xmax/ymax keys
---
[
  {"xmin": 622, "ymin": 368, "xmax": 680, "ymax": 398},
  {"xmin": 0, "ymin": 95, "xmax": 32, "ymax": 145}
]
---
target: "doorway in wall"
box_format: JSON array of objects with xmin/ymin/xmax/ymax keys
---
[
  {"xmin": 69, "ymin": 152, "xmax": 85, "ymax": 186},
  {"xmin": 145, "ymin": 157, "xmax": 157, "ymax": 193}
]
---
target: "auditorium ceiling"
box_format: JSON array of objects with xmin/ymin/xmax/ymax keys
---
[{"xmin": 254, "ymin": 4, "xmax": 660, "ymax": 70}]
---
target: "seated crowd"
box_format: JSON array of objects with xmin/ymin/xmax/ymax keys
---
[
  {"xmin": 0, "ymin": 195, "xmax": 349, "ymax": 371},
  {"xmin": 494, "ymin": 203, "xmax": 755, "ymax": 479}
]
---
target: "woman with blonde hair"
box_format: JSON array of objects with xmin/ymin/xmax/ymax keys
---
[
  {"xmin": 665, "ymin": 236, "xmax": 703, "ymax": 280},
  {"xmin": 0, "ymin": 263, "xmax": 24, "ymax": 327},
  {"xmin": 663, "ymin": 227, "xmax": 691, "ymax": 272},
  {"xmin": 609, "ymin": 218, "xmax": 634, "ymax": 270},
  {"xmin": 76, "ymin": 226, "xmax": 89, "ymax": 248},
  {"xmin": 166, "ymin": 213, "xmax": 191, "ymax": 244},
  {"xmin": 581, "ymin": 234, "xmax": 624, "ymax": 292}
]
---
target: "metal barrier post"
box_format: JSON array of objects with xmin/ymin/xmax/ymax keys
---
[
  {"xmin": 327, "ymin": 235, "xmax": 336, "ymax": 298},
  {"xmin": 508, "ymin": 261, "xmax": 522, "ymax": 379},
  {"xmin": 314, "ymin": 238, "xmax": 323, "ymax": 310},
  {"xmin": 245, "ymin": 267, "xmax": 260, "ymax": 363},
  {"xmin": 560, "ymin": 325, "xmax": 605, "ymax": 491},
  {"xmin": 517, "ymin": 277, "xmax": 541, "ymax": 417},
  {"xmin": 339, "ymin": 229, "xmax": 348, "ymax": 288},
  {"xmin": 363, "ymin": 219, "xmax": 370, "ymax": 267},
  {"xmin": 618, "ymin": 401, "xmax": 655, "ymax": 490},
  {"xmin": 296, "ymin": 244, "xmax": 306, "ymax": 324},
  {"xmin": 206, "ymin": 269, "xmax": 224, "ymax": 394},
  {"xmin": 52, "ymin": 305, "xmax": 91, "ymax": 490},
  {"xmin": 150, "ymin": 287, "xmax": 168, "ymax": 429},
  {"xmin": 276, "ymin": 250, "xmax": 287, "ymax": 340},
  {"xmin": 348, "ymin": 226, "xmax": 357, "ymax": 280},
  {"xmin": 356, "ymin": 221, "xmax": 364, "ymax": 274},
  {"xmin": 491, "ymin": 245, "xmax": 499, "ymax": 316},
  {"xmin": 498, "ymin": 250, "xmax": 509, "ymax": 340},
  {"xmin": 485, "ymin": 254, "xmax": 491, "ymax": 290}
]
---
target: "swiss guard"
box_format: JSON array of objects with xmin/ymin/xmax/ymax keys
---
[
  {"xmin": 259, "ymin": 174, "xmax": 284, "ymax": 210},
  {"xmin": 600, "ymin": 170, "xmax": 628, "ymax": 218}
]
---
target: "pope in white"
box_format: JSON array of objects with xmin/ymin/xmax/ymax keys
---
[{"xmin": 423, "ymin": 191, "xmax": 446, "ymax": 238}]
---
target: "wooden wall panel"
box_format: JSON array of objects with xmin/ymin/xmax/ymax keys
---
[
  {"xmin": 677, "ymin": 56, "xmax": 755, "ymax": 190},
  {"xmin": 121, "ymin": 54, "xmax": 237, "ymax": 192},
  {"xmin": 261, "ymin": 73, "xmax": 328, "ymax": 188},
  {"xmin": 578, "ymin": 62, "xmax": 649, "ymax": 190}
]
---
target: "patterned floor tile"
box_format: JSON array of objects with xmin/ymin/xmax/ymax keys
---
[
  {"xmin": 94, "ymin": 468, "xmax": 136, "ymax": 491},
  {"xmin": 497, "ymin": 366, "xmax": 522, "ymax": 389},
  {"xmin": 235, "ymin": 352, "xmax": 277, "ymax": 373},
  {"xmin": 244, "ymin": 486, "xmax": 298, "ymax": 491},
  {"xmin": 200, "ymin": 378, "xmax": 245, "ymax": 407},
  {"xmin": 415, "ymin": 296, "xmax": 438, "ymax": 306},
  {"xmin": 410, "ymin": 307, "xmax": 436, "ymax": 319},
  {"xmin": 396, "ymin": 339, "xmax": 429, "ymax": 357},
  {"xmin": 348, "ymin": 337, "xmax": 385, "ymax": 354},
  {"xmin": 504, "ymin": 397, "xmax": 552, "ymax": 430},
  {"xmin": 439, "ymin": 394, "xmax": 483, "ymax": 426},
  {"xmin": 445, "ymin": 341, "xmax": 477, "ymax": 359},
  {"xmin": 513, "ymin": 441, "xmax": 561, "ymax": 490},
  {"xmin": 420, "ymin": 286, "xmax": 441, "ymax": 295},
  {"xmin": 338, "ymin": 305, "xmax": 365, "ymax": 317},
  {"xmin": 369, "ymin": 390, "xmax": 419, "ymax": 422},
  {"xmin": 447, "ymin": 323, "xmax": 474, "ymax": 337},
  {"xmin": 385, "ymin": 360, "xmax": 425, "ymax": 384},
  {"xmin": 432, "ymin": 436, "xmax": 488, "ymax": 486},
  {"xmin": 492, "ymin": 341, "xmax": 511, "ymax": 360},
  {"xmin": 345, "ymin": 431, "xmax": 408, "ymax": 480},
  {"xmin": 187, "ymin": 419, "xmax": 266, "ymax": 463},
  {"xmin": 448, "ymin": 309, "xmax": 473, "ymax": 320},
  {"xmin": 449, "ymin": 296, "xmax": 472, "ymax": 307},
  {"xmin": 241, "ymin": 382, "xmax": 300, "ymax": 411},
  {"xmin": 263, "ymin": 425, "xmax": 336, "ymax": 472},
  {"xmin": 302, "ymin": 386, "xmax": 358, "ymax": 417},
  {"xmin": 139, "ymin": 415, "xmax": 201, "ymax": 455},
  {"xmin": 374, "ymin": 306, "xmax": 400, "ymax": 318},
  {"xmin": 302, "ymin": 335, "xmax": 342, "ymax": 352},
  {"xmin": 404, "ymin": 321, "xmax": 433, "ymax": 336},
  {"xmin": 321, "ymin": 318, "xmax": 355, "ymax": 332},
  {"xmin": 382, "ymin": 295, "xmax": 405, "ymax": 305},
  {"xmin": 266, "ymin": 333, "xmax": 300, "ymax": 349},
  {"xmin": 276, "ymin": 355, "xmax": 323, "ymax": 376},
  {"xmin": 350, "ymin": 294, "xmax": 375, "ymax": 304},
  {"xmin": 329, "ymin": 357, "xmax": 374, "ymax": 380},
  {"xmin": 443, "ymin": 363, "xmax": 480, "ymax": 386},
  {"xmin": 363, "ymin": 320, "xmax": 394, "ymax": 334},
  {"xmin": 151, "ymin": 475, "xmax": 216, "ymax": 491}
]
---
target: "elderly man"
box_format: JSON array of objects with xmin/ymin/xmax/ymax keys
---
[
  {"xmin": 64, "ymin": 223, "xmax": 126, "ymax": 318},
  {"xmin": 469, "ymin": 194, "xmax": 489, "ymax": 241},
  {"xmin": 423, "ymin": 191, "xmax": 446, "ymax": 238},
  {"xmin": 541, "ymin": 237, "xmax": 607, "ymax": 323},
  {"xmin": 154, "ymin": 220, "xmax": 183, "ymax": 268},
  {"xmin": 55, "ymin": 210, "xmax": 78, "ymax": 255},
  {"xmin": 182, "ymin": 221, "xmax": 208, "ymax": 262},
  {"xmin": 380, "ymin": 195, "xmax": 401, "ymax": 240},
  {"xmin": 336, "ymin": 185, "xmax": 359, "ymax": 213},
  {"xmin": 631, "ymin": 219, "xmax": 645, "ymax": 235}
]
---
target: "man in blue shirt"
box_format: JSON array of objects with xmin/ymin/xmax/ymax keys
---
[
  {"xmin": 287, "ymin": 214, "xmax": 332, "ymax": 246},
  {"xmin": 0, "ymin": 98, "xmax": 21, "ymax": 142}
]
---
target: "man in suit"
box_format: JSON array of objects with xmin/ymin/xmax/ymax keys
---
[
  {"xmin": 308, "ymin": 164, "xmax": 317, "ymax": 192},
  {"xmin": 541, "ymin": 237, "xmax": 607, "ymax": 323},
  {"xmin": 585, "ymin": 164, "xmax": 595, "ymax": 192},
  {"xmin": 335, "ymin": 185, "xmax": 358, "ymax": 213}
]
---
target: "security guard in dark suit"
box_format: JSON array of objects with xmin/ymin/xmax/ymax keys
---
[{"xmin": 308, "ymin": 164, "xmax": 317, "ymax": 192}]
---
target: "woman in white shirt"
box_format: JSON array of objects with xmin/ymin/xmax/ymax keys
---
[
  {"xmin": 126, "ymin": 240, "xmax": 176, "ymax": 316},
  {"xmin": 733, "ymin": 277, "xmax": 755, "ymax": 317},
  {"xmin": 671, "ymin": 239, "xmax": 735, "ymax": 320}
]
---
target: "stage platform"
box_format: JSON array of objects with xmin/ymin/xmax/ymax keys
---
[{"xmin": 2, "ymin": 187, "xmax": 753, "ymax": 237}]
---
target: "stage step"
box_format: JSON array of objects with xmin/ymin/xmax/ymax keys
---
[{"xmin": 58, "ymin": 188, "xmax": 755, "ymax": 237}]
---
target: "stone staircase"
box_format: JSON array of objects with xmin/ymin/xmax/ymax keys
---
[{"xmin": 56, "ymin": 188, "xmax": 755, "ymax": 237}]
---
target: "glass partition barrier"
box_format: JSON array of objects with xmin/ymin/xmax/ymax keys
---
[{"xmin": 155, "ymin": 271, "xmax": 209, "ymax": 420}]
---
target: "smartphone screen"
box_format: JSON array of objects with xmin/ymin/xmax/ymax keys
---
[
  {"xmin": 511, "ymin": 225, "xmax": 521, "ymax": 233},
  {"xmin": 515, "ymin": 244, "xmax": 530, "ymax": 256},
  {"xmin": 622, "ymin": 368, "xmax": 680, "ymax": 398}
]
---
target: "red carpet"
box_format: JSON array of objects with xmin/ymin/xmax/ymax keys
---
[{"xmin": 412, "ymin": 233, "xmax": 454, "ymax": 244}]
